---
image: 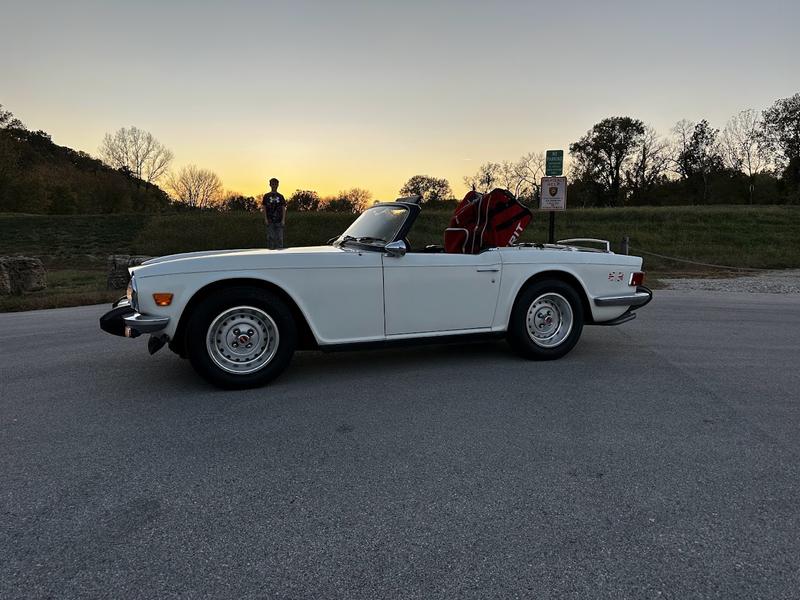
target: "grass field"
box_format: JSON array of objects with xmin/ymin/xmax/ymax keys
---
[{"xmin": 1, "ymin": 205, "xmax": 799, "ymax": 311}]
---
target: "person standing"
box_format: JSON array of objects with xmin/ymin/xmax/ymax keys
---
[{"xmin": 262, "ymin": 177, "xmax": 286, "ymax": 249}]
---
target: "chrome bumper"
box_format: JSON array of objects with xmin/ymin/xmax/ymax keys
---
[
  {"xmin": 100, "ymin": 298, "xmax": 169, "ymax": 338},
  {"xmin": 594, "ymin": 286, "xmax": 653, "ymax": 308},
  {"xmin": 124, "ymin": 312, "xmax": 170, "ymax": 336}
]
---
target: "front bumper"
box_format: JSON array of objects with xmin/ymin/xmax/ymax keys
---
[{"xmin": 99, "ymin": 298, "xmax": 170, "ymax": 338}]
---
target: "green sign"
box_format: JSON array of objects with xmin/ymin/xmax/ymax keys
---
[{"xmin": 546, "ymin": 150, "xmax": 564, "ymax": 176}]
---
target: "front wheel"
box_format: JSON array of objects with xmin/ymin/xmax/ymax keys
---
[
  {"xmin": 507, "ymin": 280, "xmax": 584, "ymax": 360},
  {"xmin": 185, "ymin": 287, "xmax": 296, "ymax": 389}
]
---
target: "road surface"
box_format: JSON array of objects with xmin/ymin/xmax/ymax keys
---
[{"xmin": 2, "ymin": 290, "xmax": 799, "ymax": 599}]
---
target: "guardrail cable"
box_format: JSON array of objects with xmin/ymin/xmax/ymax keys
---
[{"xmin": 631, "ymin": 248, "xmax": 770, "ymax": 272}]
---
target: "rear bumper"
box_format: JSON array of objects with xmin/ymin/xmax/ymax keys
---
[
  {"xmin": 594, "ymin": 286, "xmax": 653, "ymax": 308},
  {"xmin": 590, "ymin": 286, "xmax": 653, "ymax": 327},
  {"xmin": 99, "ymin": 299, "xmax": 170, "ymax": 338}
]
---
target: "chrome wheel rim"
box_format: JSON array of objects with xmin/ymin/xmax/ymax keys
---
[
  {"xmin": 526, "ymin": 293, "xmax": 573, "ymax": 348},
  {"xmin": 206, "ymin": 306, "xmax": 279, "ymax": 374}
]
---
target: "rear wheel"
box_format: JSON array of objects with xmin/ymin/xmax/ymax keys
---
[
  {"xmin": 185, "ymin": 287, "xmax": 296, "ymax": 389},
  {"xmin": 507, "ymin": 279, "xmax": 584, "ymax": 360}
]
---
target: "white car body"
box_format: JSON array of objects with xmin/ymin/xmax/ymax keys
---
[
  {"xmin": 101, "ymin": 200, "xmax": 651, "ymax": 387},
  {"xmin": 129, "ymin": 243, "xmax": 644, "ymax": 346}
]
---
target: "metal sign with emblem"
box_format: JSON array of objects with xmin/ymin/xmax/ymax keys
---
[{"xmin": 540, "ymin": 176, "xmax": 567, "ymax": 211}]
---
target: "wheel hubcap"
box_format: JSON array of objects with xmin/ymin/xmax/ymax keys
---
[
  {"xmin": 206, "ymin": 306, "xmax": 279, "ymax": 374},
  {"xmin": 525, "ymin": 293, "xmax": 573, "ymax": 348}
]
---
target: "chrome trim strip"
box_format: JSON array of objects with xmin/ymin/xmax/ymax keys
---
[
  {"xmin": 594, "ymin": 291, "xmax": 652, "ymax": 307},
  {"xmin": 123, "ymin": 312, "xmax": 170, "ymax": 333}
]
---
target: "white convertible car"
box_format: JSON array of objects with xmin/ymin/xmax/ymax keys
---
[{"xmin": 100, "ymin": 199, "xmax": 651, "ymax": 388}]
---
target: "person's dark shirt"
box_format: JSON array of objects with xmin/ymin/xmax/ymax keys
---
[{"xmin": 263, "ymin": 192, "xmax": 286, "ymax": 224}]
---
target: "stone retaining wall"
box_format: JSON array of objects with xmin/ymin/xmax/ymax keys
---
[
  {"xmin": 0, "ymin": 257, "xmax": 47, "ymax": 295},
  {"xmin": 107, "ymin": 255, "xmax": 153, "ymax": 290}
]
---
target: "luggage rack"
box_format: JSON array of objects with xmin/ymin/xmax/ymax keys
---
[{"xmin": 556, "ymin": 238, "xmax": 612, "ymax": 253}]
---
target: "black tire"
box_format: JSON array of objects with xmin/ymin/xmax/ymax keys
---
[
  {"xmin": 507, "ymin": 279, "xmax": 584, "ymax": 360},
  {"xmin": 185, "ymin": 286, "xmax": 297, "ymax": 389}
]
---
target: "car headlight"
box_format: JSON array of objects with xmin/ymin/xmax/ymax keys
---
[{"xmin": 126, "ymin": 275, "xmax": 139, "ymax": 311}]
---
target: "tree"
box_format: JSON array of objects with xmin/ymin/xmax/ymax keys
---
[
  {"xmin": 569, "ymin": 116, "xmax": 646, "ymax": 206},
  {"xmin": 673, "ymin": 119, "xmax": 724, "ymax": 203},
  {"xmin": 322, "ymin": 188, "xmax": 372, "ymax": 213},
  {"xmin": 220, "ymin": 193, "xmax": 259, "ymax": 212},
  {"xmin": 761, "ymin": 93, "xmax": 800, "ymax": 194},
  {"xmin": 399, "ymin": 175, "xmax": 452, "ymax": 202},
  {"xmin": 340, "ymin": 187, "xmax": 372, "ymax": 211},
  {"xmin": 721, "ymin": 110, "xmax": 772, "ymax": 203},
  {"xmin": 0, "ymin": 104, "xmax": 25, "ymax": 130},
  {"xmin": 463, "ymin": 162, "xmax": 501, "ymax": 193},
  {"xmin": 513, "ymin": 152, "xmax": 545, "ymax": 201},
  {"xmin": 167, "ymin": 165, "xmax": 223, "ymax": 208},
  {"xmin": 626, "ymin": 126, "xmax": 672, "ymax": 202},
  {"xmin": 288, "ymin": 189, "xmax": 321, "ymax": 211},
  {"xmin": 99, "ymin": 126, "xmax": 174, "ymax": 183},
  {"xmin": 761, "ymin": 93, "xmax": 800, "ymax": 164}
]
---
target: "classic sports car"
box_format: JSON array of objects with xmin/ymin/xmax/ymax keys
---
[{"xmin": 100, "ymin": 196, "xmax": 651, "ymax": 389}]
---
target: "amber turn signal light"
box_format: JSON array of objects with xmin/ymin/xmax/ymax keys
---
[{"xmin": 153, "ymin": 293, "xmax": 174, "ymax": 306}]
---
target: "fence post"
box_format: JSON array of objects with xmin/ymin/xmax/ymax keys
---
[{"xmin": 621, "ymin": 236, "xmax": 630, "ymax": 255}]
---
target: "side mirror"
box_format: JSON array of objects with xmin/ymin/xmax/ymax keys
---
[{"xmin": 384, "ymin": 240, "xmax": 407, "ymax": 257}]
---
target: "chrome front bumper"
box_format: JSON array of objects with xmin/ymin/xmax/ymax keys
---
[{"xmin": 100, "ymin": 298, "xmax": 170, "ymax": 338}]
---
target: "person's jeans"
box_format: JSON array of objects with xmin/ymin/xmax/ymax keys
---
[{"xmin": 266, "ymin": 223, "xmax": 284, "ymax": 249}]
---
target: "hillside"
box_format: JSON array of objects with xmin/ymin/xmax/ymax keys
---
[{"xmin": 0, "ymin": 126, "xmax": 171, "ymax": 214}]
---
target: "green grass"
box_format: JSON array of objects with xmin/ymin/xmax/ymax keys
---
[
  {"xmin": 0, "ymin": 269, "xmax": 119, "ymax": 312},
  {"xmin": 132, "ymin": 206, "xmax": 800, "ymax": 273},
  {"xmin": 1, "ymin": 206, "xmax": 798, "ymax": 312}
]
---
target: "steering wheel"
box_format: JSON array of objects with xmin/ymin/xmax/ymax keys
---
[{"xmin": 403, "ymin": 238, "xmax": 412, "ymax": 252}]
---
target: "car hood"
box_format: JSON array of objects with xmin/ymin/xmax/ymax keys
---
[{"xmin": 131, "ymin": 245, "xmax": 350, "ymax": 277}]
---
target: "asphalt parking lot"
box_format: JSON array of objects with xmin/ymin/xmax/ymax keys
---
[{"xmin": 2, "ymin": 290, "xmax": 799, "ymax": 599}]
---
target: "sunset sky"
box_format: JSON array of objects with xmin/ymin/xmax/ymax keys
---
[{"xmin": 3, "ymin": 0, "xmax": 799, "ymax": 200}]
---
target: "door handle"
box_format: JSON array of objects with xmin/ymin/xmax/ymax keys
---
[{"xmin": 476, "ymin": 267, "xmax": 500, "ymax": 272}]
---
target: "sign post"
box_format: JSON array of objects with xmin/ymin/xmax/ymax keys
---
[{"xmin": 542, "ymin": 150, "xmax": 566, "ymax": 243}]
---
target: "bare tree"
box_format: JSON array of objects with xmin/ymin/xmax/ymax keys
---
[
  {"xmin": 167, "ymin": 165, "xmax": 223, "ymax": 208},
  {"xmin": 463, "ymin": 162, "xmax": 501, "ymax": 193},
  {"xmin": 497, "ymin": 161, "xmax": 518, "ymax": 192},
  {"xmin": 627, "ymin": 126, "xmax": 672, "ymax": 200},
  {"xmin": 99, "ymin": 126, "xmax": 174, "ymax": 183},
  {"xmin": 514, "ymin": 152, "xmax": 545, "ymax": 200},
  {"xmin": 670, "ymin": 119, "xmax": 694, "ymax": 178},
  {"xmin": 721, "ymin": 109, "xmax": 772, "ymax": 203},
  {"xmin": 463, "ymin": 153, "xmax": 544, "ymax": 201}
]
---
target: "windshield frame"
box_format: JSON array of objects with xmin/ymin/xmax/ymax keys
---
[{"xmin": 334, "ymin": 202, "xmax": 420, "ymax": 251}]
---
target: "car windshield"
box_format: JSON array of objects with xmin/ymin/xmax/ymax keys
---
[{"xmin": 336, "ymin": 205, "xmax": 409, "ymax": 247}]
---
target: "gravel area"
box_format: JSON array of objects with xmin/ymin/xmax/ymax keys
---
[{"xmin": 661, "ymin": 269, "xmax": 800, "ymax": 293}]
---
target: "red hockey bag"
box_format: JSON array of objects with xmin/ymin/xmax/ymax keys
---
[{"xmin": 444, "ymin": 189, "xmax": 532, "ymax": 254}]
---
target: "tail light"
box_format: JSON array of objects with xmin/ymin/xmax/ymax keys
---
[{"xmin": 629, "ymin": 272, "xmax": 645, "ymax": 286}]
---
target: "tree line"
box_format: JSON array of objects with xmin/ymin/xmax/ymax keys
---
[
  {"xmin": 463, "ymin": 94, "xmax": 800, "ymax": 207},
  {"xmin": 1, "ymin": 93, "xmax": 798, "ymax": 215}
]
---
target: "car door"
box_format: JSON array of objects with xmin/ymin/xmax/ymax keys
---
[{"xmin": 382, "ymin": 249, "xmax": 502, "ymax": 336}]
